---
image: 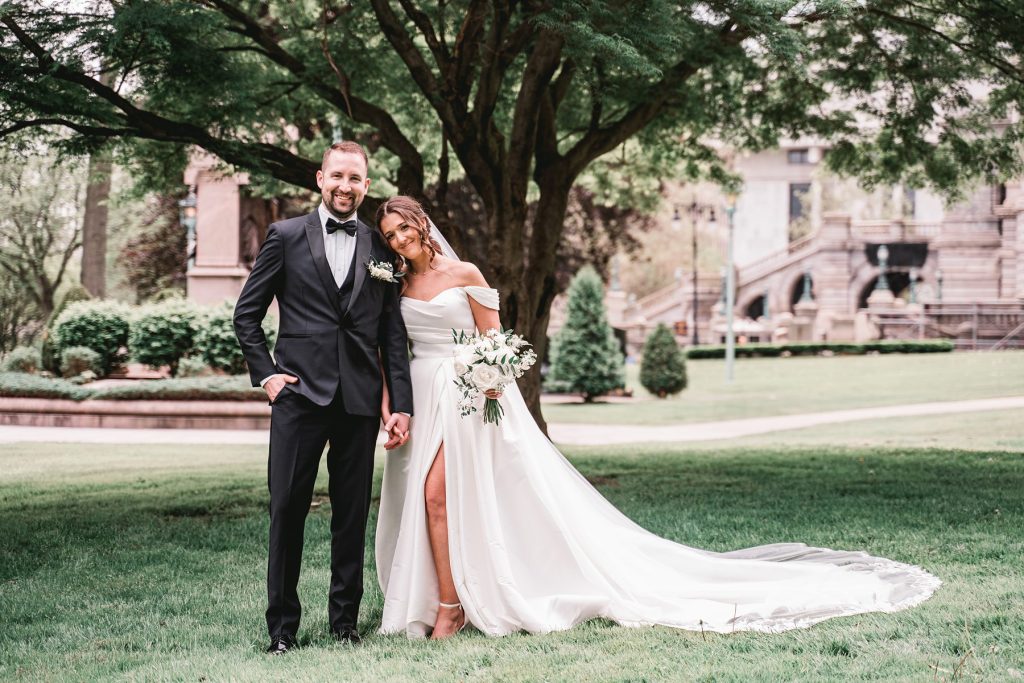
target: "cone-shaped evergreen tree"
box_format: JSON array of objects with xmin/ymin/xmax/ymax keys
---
[
  {"xmin": 640, "ymin": 323, "xmax": 687, "ymax": 398},
  {"xmin": 548, "ymin": 266, "xmax": 624, "ymax": 402}
]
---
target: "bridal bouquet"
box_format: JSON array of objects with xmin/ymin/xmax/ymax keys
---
[{"xmin": 451, "ymin": 328, "xmax": 538, "ymax": 425}]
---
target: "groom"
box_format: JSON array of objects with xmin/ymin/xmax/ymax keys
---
[{"xmin": 234, "ymin": 141, "xmax": 413, "ymax": 654}]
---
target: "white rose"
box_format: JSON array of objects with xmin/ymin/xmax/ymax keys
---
[
  {"xmin": 470, "ymin": 363, "xmax": 504, "ymax": 392},
  {"xmin": 454, "ymin": 349, "xmax": 475, "ymax": 373}
]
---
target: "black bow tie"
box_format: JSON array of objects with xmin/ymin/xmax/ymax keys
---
[{"xmin": 325, "ymin": 217, "xmax": 358, "ymax": 236}]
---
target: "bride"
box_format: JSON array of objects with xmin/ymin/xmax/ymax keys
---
[{"xmin": 373, "ymin": 195, "xmax": 940, "ymax": 640}]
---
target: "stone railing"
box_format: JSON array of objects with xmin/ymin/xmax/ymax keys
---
[
  {"xmin": 870, "ymin": 301, "xmax": 1024, "ymax": 349},
  {"xmin": 737, "ymin": 232, "xmax": 819, "ymax": 286},
  {"xmin": 849, "ymin": 219, "xmax": 943, "ymax": 242}
]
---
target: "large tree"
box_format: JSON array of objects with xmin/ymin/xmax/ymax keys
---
[
  {"xmin": 0, "ymin": 148, "xmax": 83, "ymax": 321},
  {"xmin": 3, "ymin": 1, "xmax": 1023, "ymax": 428}
]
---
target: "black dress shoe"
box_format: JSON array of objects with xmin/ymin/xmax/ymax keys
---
[
  {"xmin": 331, "ymin": 626, "xmax": 362, "ymax": 645},
  {"xmin": 266, "ymin": 635, "xmax": 297, "ymax": 655}
]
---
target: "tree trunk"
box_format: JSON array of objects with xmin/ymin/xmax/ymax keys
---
[
  {"xmin": 491, "ymin": 174, "xmax": 573, "ymax": 436},
  {"xmin": 81, "ymin": 149, "xmax": 111, "ymax": 298},
  {"xmin": 81, "ymin": 68, "xmax": 114, "ymax": 299}
]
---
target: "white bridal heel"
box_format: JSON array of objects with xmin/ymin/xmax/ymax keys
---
[{"xmin": 437, "ymin": 601, "xmax": 467, "ymax": 636}]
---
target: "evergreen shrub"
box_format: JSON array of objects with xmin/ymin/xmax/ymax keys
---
[
  {"xmin": 547, "ymin": 267, "xmax": 625, "ymax": 402},
  {"xmin": 640, "ymin": 324, "xmax": 687, "ymax": 397}
]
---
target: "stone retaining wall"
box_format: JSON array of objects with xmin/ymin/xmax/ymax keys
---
[{"xmin": 0, "ymin": 397, "xmax": 270, "ymax": 430}]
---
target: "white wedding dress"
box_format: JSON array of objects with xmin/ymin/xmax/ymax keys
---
[{"xmin": 375, "ymin": 286, "xmax": 940, "ymax": 637}]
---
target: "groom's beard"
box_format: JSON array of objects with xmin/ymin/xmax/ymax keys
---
[
  {"xmin": 325, "ymin": 202, "xmax": 358, "ymax": 222},
  {"xmin": 325, "ymin": 192, "xmax": 360, "ymax": 220}
]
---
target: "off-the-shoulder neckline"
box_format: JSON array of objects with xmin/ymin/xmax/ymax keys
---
[
  {"xmin": 402, "ymin": 285, "xmax": 494, "ymax": 305},
  {"xmin": 401, "ymin": 285, "xmax": 463, "ymax": 304}
]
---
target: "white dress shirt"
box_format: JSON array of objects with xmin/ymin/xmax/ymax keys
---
[{"xmin": 319, "ymin": 202, "xmax": 358, "ymax": 287}]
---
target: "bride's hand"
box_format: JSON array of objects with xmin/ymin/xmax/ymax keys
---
[{"xmin": 484, "ymin": 390, "xmax": 502, "ymax": 399}]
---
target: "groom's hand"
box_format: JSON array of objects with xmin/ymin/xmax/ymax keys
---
[
  {"xmin": 382, "ymin": 413, "xmax": 410, "ymax": 450},
  {"xmin": 263, "ymin": 373, "xmax": 299, "ymax": 402}
]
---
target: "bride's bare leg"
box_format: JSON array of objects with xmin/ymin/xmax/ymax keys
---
[{"xmin": 424, "ymin": 444, "xmax": 465, "ymax": 639}]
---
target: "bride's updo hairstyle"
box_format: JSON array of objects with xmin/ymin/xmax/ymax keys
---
[{"xmin": 375, "ymin": 195, "xmax": 444, "ymax": 276}]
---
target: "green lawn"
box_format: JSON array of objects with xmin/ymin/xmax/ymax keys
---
[
  {"xmin": 542, "ymin": 350, "xmax": 1024, "ymax": 425},
  {"xmin": 709, "ymin": 408, "xmax": 1024, "ymax": 453},
  {"xmin": 2, "ymin": 442, "xmax": 1022, "ymax": 681}
]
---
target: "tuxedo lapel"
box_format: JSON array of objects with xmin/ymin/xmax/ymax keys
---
[
  {"xmin": 345, "ymin": 219, "xmax": 372, "ymax": 317},
  {"xmin": 303, "ymin": 212, "xmax": 343, "ymax": 319}
]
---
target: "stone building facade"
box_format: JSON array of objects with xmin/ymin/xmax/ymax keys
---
[{"xmin": 581, "ymin": 142, "xmax": 1024, "ymax": 356}]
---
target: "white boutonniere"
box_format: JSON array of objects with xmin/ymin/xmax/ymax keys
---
[{"xmin": 366, "ymin": 258, "xmax": 402, "ymax": 283}]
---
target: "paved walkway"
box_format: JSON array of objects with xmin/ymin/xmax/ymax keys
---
[
  {"xmin": 547, "ymin": 396, "xmax": 1024, "ymax": 445},
  {"xmin": 2, "ymin": 396, "xmax": 1021, "ymax": 447}
]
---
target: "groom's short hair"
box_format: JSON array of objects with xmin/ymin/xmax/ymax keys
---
[{"xmin": 322, "ymin": 141, "xmax": 368, "ymax": 169}]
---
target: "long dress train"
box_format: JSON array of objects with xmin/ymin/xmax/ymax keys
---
[{"xmin": 375, "ymin": 286, "xmax": 940, "ymax": 638}]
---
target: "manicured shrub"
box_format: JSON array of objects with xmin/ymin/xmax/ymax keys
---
[
  {"xmin": 52, "ymin": 301, "xmax": 130, "ymax": 376},
  {"xmin": 176, "ymin": 356, "xmax": 212, "ymax": 378},
  {"xmin": 40, "ymin": 285, "xmax": 92, "ymax": 373},
  {"xmin": 547, "ymin": 267, "xmax": 625, "ymax": 402},
  {"xmin": 640, "ymin": 324, "xmax": 687, "ymax": 397},
  {"xmin": 91, "ymin": 376, "xmax": 265, "ymax": 401},
  {"xmin": 0, "ymin": 372, "xmax": 264, "ymax": 401},
  {"xmin": 128, "ymin": 299, "xmax": 203, "ymax": 376},
  {"xmin": 2, "ymin": 346, "xmax": 41, "ymax": 373},
  {"xmin": 60, "ymin": 346, "xmax": 102, "ymax": 378},
  {"xmin": 0, "ymin": 371, "xmax": 90, "ymax": 400},
  {"xmin": 195, "ymin": 302, "xmax": 276, "ymax": 375}
]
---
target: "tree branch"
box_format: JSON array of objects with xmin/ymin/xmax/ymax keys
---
[
  {"xmin": 369, "ymin": 0, "xmax": 463, "ymax": 137},
  {"xmin": 396, "ymin": 0, "xmax": 451, "ymax": 71},
  {"xmin": 868, "ymin": 6, "xmax": 1024, "ymax": 86},
  {"xmin": 0, "ymin": 115, "xmax": 138, "ymax": 140},
  {"xmin": 562, "ymin": 20, "xmax": 751, "ymax": 176},
  {"xmin": 202, "ymin": 0, "xmax": 424, "ymax": 189},
  {"xmin": 507, "ymin": 28, "xmax": 563, "ymax": 200},
  {"xmin": 452, "ymin": 0, "xmax": 490, "ymax": 106},
  {"xmin": 319, "ymin": 0, "xmax": 354, "ymax": 117}
]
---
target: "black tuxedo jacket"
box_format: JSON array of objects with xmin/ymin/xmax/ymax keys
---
[{"xmin": 233, "ymin": 211, "xmax": 413, "ymax": 416}]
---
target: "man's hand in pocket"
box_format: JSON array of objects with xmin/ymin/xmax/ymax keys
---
[{"xmin": 264, "ymin": 374, "xmax": 299, "ymax": 402}]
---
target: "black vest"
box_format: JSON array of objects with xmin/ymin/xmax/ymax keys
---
[{"xmin": 336, "ymin": 248, "xmax": 359, "ymax": 314}]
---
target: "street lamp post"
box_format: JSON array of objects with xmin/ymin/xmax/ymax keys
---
[
  {"xmin": 724, "ymin": 194, "xmax": 737, "ymax": 383},
  {"xmin": 672, "ymin": 202, "xmax": 716, "ymax": 346},
  {"xmin": 909, "ymin": 267, "xmax": 919, "ymax": 304},
  {"xmin": 936, "ymin": 269, "xmax": 944, "ymax": 302},
  {"xmin": 691, "ymin": 214, "xmax": 699, "ymax": 346}
]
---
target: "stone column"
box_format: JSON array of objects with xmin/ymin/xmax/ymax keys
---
[
  {"xmin": 184, "ymin": 161, "xmax": 252, "ymax": 305},
  {"xmin": 809, "ymin": 146, "xmax": 824, "ymax": 233}
]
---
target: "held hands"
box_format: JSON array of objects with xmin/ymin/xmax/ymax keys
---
[
  {"xmin": 381, "ymin": 409, "xmax": 410, "ymax": 450},
  {"xmin": 264, "ymin": 374, "xmax": 299, "ymax": 402}
]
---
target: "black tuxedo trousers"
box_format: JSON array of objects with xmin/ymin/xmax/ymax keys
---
[{"xmin": 266, "ymin": 388, "xmax": 378, "ymax": 638}]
